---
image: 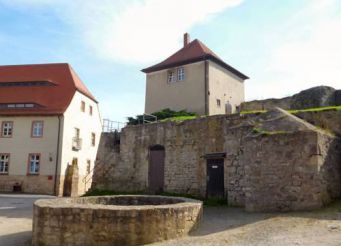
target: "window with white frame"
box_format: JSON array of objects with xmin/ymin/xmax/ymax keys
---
[
  {"xmin": 28, "ymin": 154, "xmax": 40, "ymax": 174},
  {"xmin": 177, "ymin": 67, "xmax": 185, "ymax": 81},
  {"xmin": 1, "ymin": 121, "xmax": 13, "ymax": 137},
  {"xmin": 217, "ymin": 99, "xmax": 221, "ymax": 107},
  {"xmin": 32, "ymin": 121, "xmax": 43, "ymax": 137},
  {"xmin": 167, "ymin": 70, "xmax": 176, "ymax": 83},
  {"xmin": 0, "ymin": 154, "xmax": 9, "ymax": 174}
]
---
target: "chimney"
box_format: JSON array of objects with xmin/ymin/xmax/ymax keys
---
[{"xmin": 184, "ymin": 33, "xmax": 190, "ymax": 47}]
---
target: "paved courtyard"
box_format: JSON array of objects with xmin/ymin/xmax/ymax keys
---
[
  {"xmin": 0, "ymin": 194, "xmax": 340, "ymax": 246},
  {"xmin": 0, "ymin": 194, "xmax": 54, "ymax": 246}
]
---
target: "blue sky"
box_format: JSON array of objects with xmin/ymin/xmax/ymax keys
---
[{"xmin": 0, "ymin": 0, "xmax": 340, "ymax": 122}]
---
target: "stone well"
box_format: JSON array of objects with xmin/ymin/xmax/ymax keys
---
[{"xmin": 32, "ymin": 195, "xmax": 203, "ymax": 246}]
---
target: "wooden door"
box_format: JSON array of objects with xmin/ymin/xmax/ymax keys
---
[
  {"xmin": 206, "ymin": 158, "xmax": 224, "ymax": 198},
  {"xmin": 148, "ymin": 145, "xmax": 165, "ymax": 193}
]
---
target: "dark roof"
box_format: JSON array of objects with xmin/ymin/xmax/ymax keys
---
[
  {"xmin": 142, "ymin": 39, "xmax": 249, "ymax": 80},
  {"xmin": 0, "ymin": 63, "xmax": 97, "ymax": 116}
]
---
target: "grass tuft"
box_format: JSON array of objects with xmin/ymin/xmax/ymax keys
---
[
  {"xmin": 240, "ymin": 105, "xmax": 341, "ymax": 115},
  {"xmin": 159, "ymin": 115, "xmax": 198, "ymax": 122},
  {"xmin": 252, "ymin": 127, "xmax": 288, "ymax": 136},
  {"xmin": 288, "ymin": 105, "xmax": 341, "ymax": 114},
  {"xmin": 240, "ymin": 110, "xmax": 267, "ymax": 115}
]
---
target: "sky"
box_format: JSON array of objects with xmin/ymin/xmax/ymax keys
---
[{"xmin": 0, "ymin": 0, "xmax": 340, "ymax": 122}]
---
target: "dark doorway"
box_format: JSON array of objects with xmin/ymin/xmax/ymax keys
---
[
  {"xmin": 206, "ymin": 158, "xmax": 224, "ymax": 198},
  {"xmin": 148, "ymin": 145, "xmax": 165, "ymax": 193}
]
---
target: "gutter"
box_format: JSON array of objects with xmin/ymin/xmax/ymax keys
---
[{"xmin": 53, "ymin": 115, "xmax": 62, "ymax": 196}]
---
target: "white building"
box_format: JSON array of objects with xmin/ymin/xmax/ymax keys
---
[{"xmin": 0, "ymin": 63, "xmax": 102, "ymax": 196}]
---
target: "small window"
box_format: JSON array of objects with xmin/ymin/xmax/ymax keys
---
[
  {"xmin": 74, "ymin": 128, "xmax": 80, "ymax": 139},
  {"xmin": 91, "ymin": 133, "xmax": 96, "ymax": 146},
  {"xmin": 217, "ymin": 99, "xmax": 221, "ymax": 107},
  {"xmin": 32, "ymin": 121, "xmax": 43, "ymax": 137},
  {"xmin": 0, "ymin": 154, "xmax": 9, "ymax": 174},
  {"xmin": 177, "ymin": 67, "xmax": 185, "ymax": 81},
  {"xmin": 28, "ymin": 154, "xmax": 40, "ymax": 175},
  {"xmin": 86, "ymin": 160, "xmax": 91, "ymax": 174},
  {"xmin": 89, "ymin": 105, "xmax": 93, "ymax": 116},
  {"xmin": 1, "ymin": 121, "xmax": 13, "ymax": 137},
  {"xmin": 81, "ymin": 101, "xmax": 85, "ymax": 112},
  {"xmin": 167, "ymin": 71, "xmax": 176, "ymax": 83}
]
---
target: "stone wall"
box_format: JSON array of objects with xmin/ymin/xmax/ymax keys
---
[
  {"xmin": 32, "ymin": 195, "xmax": 202, "ymax": 246},
  {"xmin": 240, "ymin": 97, "xmax": 292, "ymax": 111},
  {"xmin": 295, "ymin": 110, "xmax": 341, "ymax": 135},
  {"xmin": 241, "ymin": 86, "xmax": 339, "ymax": 111},
  {"xmin": 94, "ymin": 114, "xmax": 255, "ymax": 206},
  {"xmin": 336, "ymin": 90, "xmax": 341, "ymax": 105},
  {"xmin": 0, "ymin": 175, "xmax": 55, "ymax": 194},
  {"xmin": 243, "ymin": 131, "xmax": 341, "ymax": 211},
  {"xmin": 93, "ymin": 109, "xmax": 341, "ymax": 211}
]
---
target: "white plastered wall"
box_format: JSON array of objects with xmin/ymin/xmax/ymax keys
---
[
  {"xmin": 145, "ymin": 61, "xmax": 206, "ymax": 115},
  {"xmin": 208, "ymin": 61, "xmax": 245, "ymax": 115},
  {"xmin": 59, "ymin": 91, "xmax": 102, "ymax": 195}
]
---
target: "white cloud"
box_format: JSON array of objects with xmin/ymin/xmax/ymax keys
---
[
  {"xmin": 1, "ymin": 0, "xmax": 243, "ymax": 64},
  {"xmin": 246, "ymin": 0, "xmax": 341, "ymax": 100}
]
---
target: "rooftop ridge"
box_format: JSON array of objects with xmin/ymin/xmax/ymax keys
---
[
  {"xmin": 0, "ymin": 62, "xmax": 69, "ymax": 68},
  {"xmin": 142, "ymin": 36, "xmax": 249, "ymax": 80}
]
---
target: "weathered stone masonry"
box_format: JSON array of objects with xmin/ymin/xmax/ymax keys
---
[{"xmin": 93, "ymin": 109, "xmax": 341, "ymax": 212}]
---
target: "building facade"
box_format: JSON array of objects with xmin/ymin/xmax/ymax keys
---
[
  {"xmin": 143, "ymin": 33, "xmax": 249, "ymax": 116},
  {"xmin": 0, "ymin": 63, "xmax": 102, "ymax": 196}
]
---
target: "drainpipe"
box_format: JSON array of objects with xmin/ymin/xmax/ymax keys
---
[{"xmin": 53, "ymin": 115, "xmax": 62, "ymax": 196}]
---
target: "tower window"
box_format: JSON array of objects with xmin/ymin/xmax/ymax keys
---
[
  {"xmin": 167, "ymin": 70, "xmax": 176, "ymax": 83},
  {"xmin": 177, "ymin": 67, "xmax": 185, "ymax": 81}
]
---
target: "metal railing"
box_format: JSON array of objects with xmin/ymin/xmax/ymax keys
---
[
  {"xmin": 102, "ymin": 119, "xmax": 126, "ymax": 132},
  {"xmin": 142, "ymin": 114, "xmax": 157, "ymax": 124}
]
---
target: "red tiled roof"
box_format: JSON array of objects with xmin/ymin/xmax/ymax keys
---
[
  {"xmin": 142, "ymin": 39, "xmax": 249, "ymax": 80},
  {"xmin": 0, "ymin": 63, "xmax": 97, "ymax": 116}
]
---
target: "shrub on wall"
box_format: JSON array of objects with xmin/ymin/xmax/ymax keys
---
[{"xmin": 127, "ymin": 108, "xmax": 196, "ymax": 125}]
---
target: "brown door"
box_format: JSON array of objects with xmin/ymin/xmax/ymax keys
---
[
  {"xmin": 207, "ymin": 158, "xmax": 224, "ymax": 198},
  {"xmin": 148, "ymin": 145, "xmax": 165, "ymax": 193}
]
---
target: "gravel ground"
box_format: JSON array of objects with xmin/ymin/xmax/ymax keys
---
[
  {"xmin": 0, "ymin": 194, "xmax": 340, "ymax": 246},
  {"xmin": 152, "ymin": 200, "xmax": 341, "ymax": 246}
]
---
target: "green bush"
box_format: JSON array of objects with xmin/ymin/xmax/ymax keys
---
[{"xmin": 127, "ymin": 108, "xmax": 197, "ymax": 125}]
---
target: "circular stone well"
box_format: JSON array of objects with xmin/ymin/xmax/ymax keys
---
[{"xmin": 32, "ymin": 195, "xmax": 203, "ymax": 246}]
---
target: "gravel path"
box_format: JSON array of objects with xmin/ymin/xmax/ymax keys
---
[{"xmin": 152, "ymin": 200, "xmax": 341, "ymax": 246}]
